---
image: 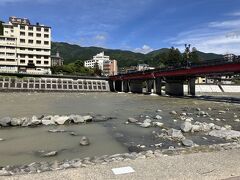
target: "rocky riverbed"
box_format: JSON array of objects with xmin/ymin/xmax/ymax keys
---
[{"xmin": 0, "ymin": 92, "xmax": 240, "ymax": 176}]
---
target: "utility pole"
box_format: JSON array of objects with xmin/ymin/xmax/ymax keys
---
[{"xmin": 185, "ymin": 44, "xmax": 191, "ymax": 68}]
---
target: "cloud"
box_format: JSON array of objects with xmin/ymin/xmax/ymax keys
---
[
  {"xmin": 168, "ymin": 13, "xmax": 240, "ymax": 55},
  {"xmin": 227, "ymin": 11, "xmax": 240, "ymax": 17},
  {"xmin": 95, "ymin": 34, "xmax": 106, "ymax": 41},
  {"xmin": 134, "ymin": 45, "xmax": 153, "ymax": 54}
]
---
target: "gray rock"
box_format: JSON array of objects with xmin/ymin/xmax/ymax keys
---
[
  {"xmin": 140, "ymin": 122, "xmax": 151, "ymax": 128},
  {"xmin": 80, "ymin": 136, "xmax": 90, "ymax": 146},
  {"xmin": 191, "ymin": 125, "xmax": 201, "ymax": 132},
  {"xmin": 182, "ymin": 139, "xmax": 194, "ymax": 147},
  {"xmin": 180, "ymin": 122, "xmax": 192, "ymax": 133},
  {"xmin": 234, "ymin": 119, "xmax": 240, "ymax": 122},
  {"xmin": 155, "ymin": 115, "xmax": 162, "ymax": 120},
  {"xmin": 152, "ymin": 122, "xmax": 164, "ymax": 127},
  {"xmin": 0, "ymin": 169, "xmax": 11, "ymax": 176},
  {"xmin": 144, "ymin": 119, "xmax": 152, "ymax": 123},
  {"xmin": 42, "ymin": 119, "xmax": 55, "ymax": 126},
  {"xmin": 69, "ymin": 115, "xmax": 92, "ymax": 123},
  {"xmin": 170, "ymin": 111, "xmax": 177, "ymax": 115},
  {"xmin": 0, "ymin": 138, "xmax": 4, "ymax": 141},
  {"xmin": 0, "ymin": 117, "xmax": 11, "ymax": 127},
  {"xmin": 21, "ymin": 118, "xmax": 32, "ymax": 127},
  {"xmin": 11, "ymin": 118, "xmax": 24, "ymax": 126},
  {"xmin": 128, "ymin": 146, "xmax": 143, "ymax": 153},
  {"xmin": 38, "ymin": 150, "xmax": 58, "ymax": 157},
  {"xmin": 53, "ymin": 116, "xmax": 70, "ymax": 125},
  {"xmin": 209, "ymin": 130, "xmax": 240, "ymax": 140},
  {"xmin": 48, "ymin": 129, "xmax": 66, "ymax": 133},
  {"xmin": 128, "ymin": 117, "xmax": 138, "ymax": 123},
  {"xmin": 167, "ymin": 128, "xmax": 185, "ymax": 140},
  {"xmin": 30, "ymin": 116, "xmax": 42, "ymax": 126}
]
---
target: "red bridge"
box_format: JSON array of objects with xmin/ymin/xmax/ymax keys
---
[{"xmin": 109, "ymin": 59, "xmax": 240, "ymax": 96}]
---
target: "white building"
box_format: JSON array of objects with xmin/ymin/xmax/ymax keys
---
[
  {"xmin": 0, "ymin": 16, "xmax": 51, "ymax": 74},
  {"xmin": 84, "ymin": 52, "xmax": 110, "ymax": 70}
]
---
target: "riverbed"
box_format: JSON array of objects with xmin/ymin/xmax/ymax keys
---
[{"xmin": 0, "ymin": 92, "xmax": 239, "ymax": 166}]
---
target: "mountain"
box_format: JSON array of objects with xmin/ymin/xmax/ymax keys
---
[{"xmin": 51, "ymin": 42, "xmax": 223, "ymax": 67}]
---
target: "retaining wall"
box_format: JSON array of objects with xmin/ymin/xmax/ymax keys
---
[{"xmin": 0, "ymin": 76, "xmax": 110, "ymax": 92}]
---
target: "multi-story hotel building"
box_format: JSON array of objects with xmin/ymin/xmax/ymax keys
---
[
  {"xmin": 0, "ymin": 16, "xmax": 51, "ymax": 74},
  {"xmin": 84, "ymin": 51, "xmax": 118, "ymax": 76}
]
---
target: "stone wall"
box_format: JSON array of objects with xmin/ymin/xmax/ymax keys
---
[{"xmin": 0, "ymin": 76, "xmax": 110, "ymax": 92}]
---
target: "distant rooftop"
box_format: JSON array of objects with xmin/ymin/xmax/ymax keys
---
[{"xmin": 9, "ymin": 16, "xmax": 30, "ymax": 25}]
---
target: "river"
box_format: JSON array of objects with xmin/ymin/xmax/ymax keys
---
[{"xmin": 0, "ymin": 92, "xmax": 239, "ymax": 166}]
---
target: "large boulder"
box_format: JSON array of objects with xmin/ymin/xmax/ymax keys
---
[
  {"xmin": 180, "ymin": 122, "xmax": 192, "ymax": 133},
  {"xmin": 37, "ymin": 150, "xmax": 58, "ymax": 157},
  {"xmin": 80, "ymin": 136, "xmax": 90, "ymax": 146},
  {"xmin": 30, "ymin": 116, "xmax": 42, "ymax": 126},
  {"xmin": 128, "ymin": 117, "xmax": 138, "ymax": 123},
  {"xmin": 53, "ymin": 116, "xmax": 70, "ymax": 125},
  {"xmin": 42, "ymin": 119, "xmax": 56, "ymax": 126},
  {"xmin": 181, "ymin": 139, "xmax": 194, "ymax": 147},
  {"xmin": 0, "ymin": 117, "xmax": 11, "ymax": 127},
  {"xmin": 21, "ymin": 117, "xmax": 32, "ymax": 127},
  {"xmin": 167, "ymin": 129, "xmax": 185, "ymax": 140},
  {"xmin": 209, "ymin": 130, "xmax": 240, "ymax": 140},
  {"xmin": 72, "ymin": 115, "xmax": 92, "ymax": 123},
  {"xmin": 11, "ymin": 118, "xmax": 24, "ymax": 126},
  {"xmin": 140, "ymin": 122, "xmax": 151, "ymax": 128}
]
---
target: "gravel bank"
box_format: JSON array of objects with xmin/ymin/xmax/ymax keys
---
[{"xmin": 2, "ymin": 149, "xmax": 240, "ymax": 180}]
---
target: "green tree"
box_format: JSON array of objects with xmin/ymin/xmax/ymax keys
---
[{"xmin": 166, "ymin": 47, "xmax": 182, "ymax": 67}]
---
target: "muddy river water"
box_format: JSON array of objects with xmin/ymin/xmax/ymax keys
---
[{"xmin": 0, "ymin": 92, "xmax": 239, "ymax": 166}]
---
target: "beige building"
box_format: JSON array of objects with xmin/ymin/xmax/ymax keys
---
[
  {"xmin": 0, "ymin": 16, "xmax": 51, "ymax": 74},
  {"xmin": 103, "ymin": 59, "xmax": 118, "ymax": 76}
]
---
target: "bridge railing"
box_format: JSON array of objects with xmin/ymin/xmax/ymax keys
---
[{"xmin": 116, "ymin": 57, "xmax": 240, "ymax": 77}]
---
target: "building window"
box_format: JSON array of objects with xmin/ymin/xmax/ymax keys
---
[
  {"xmin": 28, "ymin": 32, "xmax": 33, "ymax": 37},
  {"xmin": 0, "ymin": 37, "xmax": 5, "ymax": 41},
  {"xmin": 44, "ymin": 41, "xmax": 49, "ymax": 45},
  {"xmin": 44, "ymin": 56, "xmax": 49, "ymax": 59},
  {"xmin": 20, "ymin": 39, "xmax": 25, "ymax": 43},
  {"xmin": 20, "ymin": 60, "xmax": 25, "ymax": 64},
  {"xmin": 28, "ymin": 48, "xmax": 33, "ymax": 51},
  {"xmin": 44, "ymin": 49, "xmax": 49, "ymax": 52},
  {"xmin": 36, "ymin": 55, "xmax": 41, "ymax": 59},
  {"xmin": 0, "ymin": 52, "xmax": 5, "ymax": 55},
  {"xmin": 36, "ymin": 60, "xmax": 41, "ymax": 64},
  {"xmin": 28, "ymin": 55, "xmax": 34, "ymax": 58},
  {"xmin": 44, "ymin": 61, "xmax": 49, "ymax": 64},
  {"xmin": 28, "ymin": 60, "xmax": 33, "ymax": 63},
  {"xmin": 20, "ymin": 32, "xmax": 25, "ymax": 36},
  {"xmin": 44, "ymin": 34, "xmax": 49, "ymax": 38},
  {"xmin": 28, "ymin": 40, "xmax": 33, "ymax": 44},
  {"xmin": 6, "ymin": 53, "xmax": 14, "ymax": 56},
  {"xmin": 36, "ymin": 40, "xmax": 41, "ymax": 44},
  {"xmin": 36, "ymin": 49, "xmax": 41, "ymax": 52},
  {"xmin": 44, "ymin": 28, "xmax": 49, "ymax": 32},
  {"xmin": 28, "ymin": 26, "xmax": 33, "ymax": 31},
  {"xmin": 0, "ymin": 59, "xmax": 4, "ymax": 61},
  {"xmin": 6, "ymin": 59, "xmax": 15, "ymax": 62},
  {"xmin": 36, "ymin": 27, "xmax": 41, "ymax": 31},
  {"xmin": 36, "ymin": 33, "xmax": 41, "ymax": 37},
  {"xmin": 20, "ymin": 25, "xmax": 25, "ymax": 30},
  {"xmin": 7, "ymin": 38, "xmax": 15, "ymax": 41},
  {"xmin": 20, "ymin": 48, "xmax": 25, "ymax": 50},
  {"xmin": 19, "ymin": 54, "xmax": 25, "ymax": 58}
]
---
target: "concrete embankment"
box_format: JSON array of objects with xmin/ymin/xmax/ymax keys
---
[
  {"xmin": 184, "ymin": 84, "xmax": 240, "ymax": 93},
  {"xmin": 2, "ymin": 149, "xmax": 240, "ymax": 180},
  {"xmin": 0, "ymin": 76, "xmax": 109, "ymax": 92}
]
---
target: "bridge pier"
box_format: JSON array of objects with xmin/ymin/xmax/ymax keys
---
[
  {"xmin": 146, "ymin": 80, "xmax": 154, "ymax": 93},
  {"xmin": 109, "ymin": 80, "xmax": 115, "ymax": 92},
  {"xmin": 115, "ymin": 80, "xmax": 122, "ymax": 92},
  {"xmin": 122, "ymin": 80, "xmax": 130, "ymax": 92},
  {"xmin": 165, "ymin": 79, "xmax": 184, "ymax": 96},
  {"xmin": 153, "ymin": 77, "xmax": 162, "ymax": 95},
  {"xmin": 188, "ymin": 78, "xmax": 196, "ymax": 96},
  {"xmin": 129, "ymin": 80, "xmax": 143, "ymax": 93}
]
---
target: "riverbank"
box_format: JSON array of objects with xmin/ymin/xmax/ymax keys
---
[{"xmin": 2, "ymin": 148, "xmax": 240, "ymax": 180}]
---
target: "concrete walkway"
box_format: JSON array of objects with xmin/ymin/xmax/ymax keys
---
[{"xmin": 2, "ymin": 149, "xmax": 240, "ymax": 180}]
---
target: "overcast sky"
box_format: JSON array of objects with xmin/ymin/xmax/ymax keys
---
[{"xmin": 0, "ymin": 0, "xmax": 240, "ymax": 54}]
